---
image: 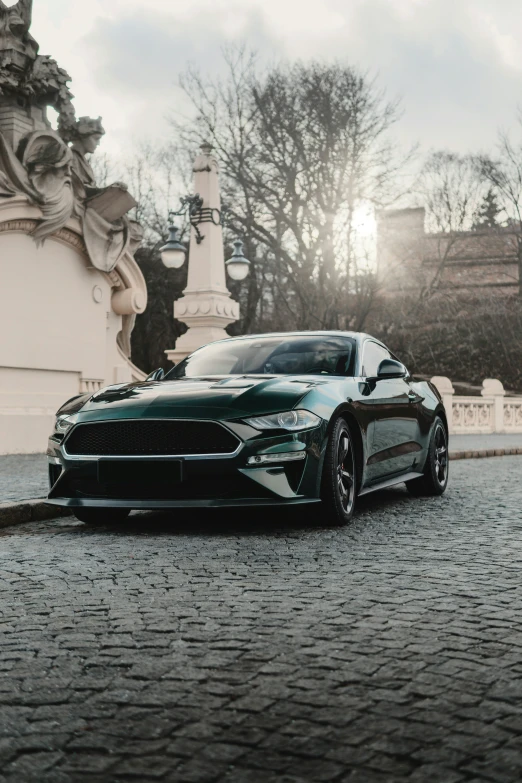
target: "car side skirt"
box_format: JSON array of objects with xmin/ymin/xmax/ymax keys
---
[{"xmin": 358, "ymin": 471, "xmax": 424, "ymax": 497}]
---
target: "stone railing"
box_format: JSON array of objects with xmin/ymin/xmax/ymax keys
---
[
  {"xmin": 80, "ymin": 378, "xmax": 104, "ymax": 394},
  {"xmin": 430, "ymin": 377, "xmax": 522, "ymax": 435}
]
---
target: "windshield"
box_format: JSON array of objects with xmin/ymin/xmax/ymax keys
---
[{"xmin": 165, "ymin": 335, "xmax": 356, "ymax": 379}]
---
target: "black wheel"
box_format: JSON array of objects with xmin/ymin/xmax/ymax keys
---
[
  {"xmin": 320, "ymin": 418, "xmax": 357, "ymax": 526},
  {"xmin": 407, "ymin": 416, "xmax": 449, "ymax": 497},
  {"xmin": 72, "ymin": 508, "xmax": 130, "ymax": 525}
]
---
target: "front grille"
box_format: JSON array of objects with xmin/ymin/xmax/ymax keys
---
[{"xmin": 64, "ymin": 420, "xmax": 240, "ymax": 457}]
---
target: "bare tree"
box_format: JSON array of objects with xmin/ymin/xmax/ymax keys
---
[
  {"xmin": 478, "ymin": 120, "xmax": 522, "ymax": 296},
  {"xmin": 173, "ymin": 49, "xmax": 410, "ymax": 332},
  {"xmin": 89, "ymin": 151, "xmax": 116, "ymax": 189},
  {"xmin": 415, "ymin": 151, "xmax": 487, "ymax": 301}
]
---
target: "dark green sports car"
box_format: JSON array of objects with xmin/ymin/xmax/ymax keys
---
[{"xmin": 47, "ymin": 331, "xmax": 449, "ymax": 526}]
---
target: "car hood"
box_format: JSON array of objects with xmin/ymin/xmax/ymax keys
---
[{"xmin": 60, "ymin": 375, "xmax": 331, "ymax": 422}]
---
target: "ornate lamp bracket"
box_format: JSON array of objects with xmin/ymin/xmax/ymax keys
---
[{"xmin": 169, "ymin": 194, "xmax": 227, "ymax": 244}]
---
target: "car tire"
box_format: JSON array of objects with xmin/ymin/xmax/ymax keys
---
[
  {"xmin": 407, "ymin": 416, "xmax": 449, "ymax": 497},
  {"xmin": 320, "ymin": 418, "xmax": 357, "ymax": 526},
  {"xmin": 72, "ymin": 508, "xmax": 131, "ymax": 525}
]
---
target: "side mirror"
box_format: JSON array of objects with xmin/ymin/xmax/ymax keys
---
[
  {"xmin": 146, "ymin": 368, "xmax": 165, "ymax": 382},
  {"xmin": 376, "ymin": 358, "xmax": 408, "ymax": 380}
]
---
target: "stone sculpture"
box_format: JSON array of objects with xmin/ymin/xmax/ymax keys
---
[
  {"xmin": 0, "ymin": 0, "xmax": 141, "ymax": 270},
  {"xmin": 0, "ymin": 0, "xmax": 75, "ymax": 141},
  {"xmin": 0, "ymin": 0, "xmax": 37, "ymax": 72}
]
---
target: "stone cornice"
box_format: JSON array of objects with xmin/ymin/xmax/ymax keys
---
[
  {"xmin": 0, "ymin": 216, "xmax": 89, "ymax": 261},
  {"xmin": 0, "ymin": 209, "xmax": 147, "ymax": 316}
]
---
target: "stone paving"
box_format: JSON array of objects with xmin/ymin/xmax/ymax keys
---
[
  {"xmin": 450, "ymin": 434, "xmax": 522, "ymax": 452},
  {"xmin": 1, "ymin": 456, "xmax": 522, "ymax": 781},
  {"xmin": 0, "ymin": 454, "xmax": 49, "ymax": 503}
]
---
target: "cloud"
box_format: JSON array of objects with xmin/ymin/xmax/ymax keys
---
[
  {"xmin": 72, "ymin": 5, "xmax": 282, "ymax": 150},
  {"xmin": 29, "ymin": 0, "xmax": 522, "ymax": 157},
  {"xmin": 274, "ymin": 0, "xmax": 522, "ymax": 153}
]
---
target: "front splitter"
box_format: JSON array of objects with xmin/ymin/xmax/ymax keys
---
[{"xmin": 47, "ymin": 497, "xmax": 321, "ymax": 510}]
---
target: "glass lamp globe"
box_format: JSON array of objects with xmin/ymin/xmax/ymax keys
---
[
  {"xmin": 225, "ymin": 239, "xmax": 250, "ymax": 281},
  {"xmin": 160, "ymin": 225, "xmax": 186, "ymax": 269}
]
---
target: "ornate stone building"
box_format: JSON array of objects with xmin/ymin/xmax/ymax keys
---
[
  {"xmin": 377, "ymin": 207, "xmax": 521, "ymax": 296},
  {"xmin": 0, "ymin": 1, "xmax": 147, "ymax": 454}
]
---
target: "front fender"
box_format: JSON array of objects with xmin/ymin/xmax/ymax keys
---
[{"xmin": 314, "ymin": 402, "xmax": 366, "ymax": 497}]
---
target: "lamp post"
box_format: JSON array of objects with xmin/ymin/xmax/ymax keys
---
[{"xmin": 163, "ymin": 143, "xmax": 249, "ymax": 365}]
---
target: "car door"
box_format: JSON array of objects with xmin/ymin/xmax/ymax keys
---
[{"xmin": 360, "ymin": 340, "xmax": 423, "ymax": 483}]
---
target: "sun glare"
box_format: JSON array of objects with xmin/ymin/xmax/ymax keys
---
[{"xmin": 353, "ymin": 202, "xmax": 377, "ymax": 238}]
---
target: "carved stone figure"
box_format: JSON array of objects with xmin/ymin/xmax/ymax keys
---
[
  {"xmin": 18, "ymin": 129, "xmax": 74, "ymax": 240},
  {"xmin": 0, "ymin": 126, "xmax": 74, "ymax": 242},
  {"xmin": 63, "ymin": 115, "xmax": 142, "ymax": 273},
  {"xmin": 68, "ymin": 116, "xmax": 105, "ymax": 200}
]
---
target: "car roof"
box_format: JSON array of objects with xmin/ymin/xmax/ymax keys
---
[{"xmin": 204, "ymin": 331, "xmax": 374, "ymax": 345}]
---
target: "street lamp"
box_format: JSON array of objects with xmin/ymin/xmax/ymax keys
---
[
  {"xmin": 160, "ymin": 195, "xmax": 250, "ymax": 280},
  {"xmin": 160, "ymin": 225, "xmax": 186, "ymax": 269},
  {"xmin": 225, "ymin": 239, "xmax": 251, "ymax": 281}
]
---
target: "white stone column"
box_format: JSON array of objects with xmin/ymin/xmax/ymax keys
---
[
  {"xmin": 165, "ymin": 143, "xmax": 239, "ymax": 365},
  {"xmin": 482, "ymin": 378, "xmax": 505, "ymax": 433}
]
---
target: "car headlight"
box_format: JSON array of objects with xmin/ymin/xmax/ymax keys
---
[
  {"xmin": 54, "ymin": 415, "xmax": 77, "ymax": 434},
  {"xmin": 243, "ymin": 409, "xmax": 321, "ymax": 431}
]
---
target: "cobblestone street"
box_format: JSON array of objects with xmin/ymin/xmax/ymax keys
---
[{"xmin": 1, "ymin": 456, "xmax": 522, "ymax": 782}]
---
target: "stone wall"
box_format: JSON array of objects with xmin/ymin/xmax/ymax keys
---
[
  {"xmin": 0, "ymin": 203, "xmax": 147, "ymax": 454},
  {"xmin": 377, "ymin": 207, "xmax": 520, "ymax": 296}
]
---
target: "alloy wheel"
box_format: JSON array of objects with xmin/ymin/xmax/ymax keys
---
[
  {"xmin": 337, "ymin": 428, "xmax": 355, "ymax": 514},
  {"xmin": 434, "ymin": 423, "xmax": 448, "ymax": 487}
]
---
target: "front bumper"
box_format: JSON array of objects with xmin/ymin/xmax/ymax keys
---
[{"xmin": 46, "ymin": 418, "xmax": 327, "ymax": 509}]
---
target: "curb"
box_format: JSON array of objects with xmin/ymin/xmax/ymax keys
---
[
  {"xmin": 449, "ymin": 447, "xmax": 522, "ymax": 461},
  {"xmin": 0, "ymin": 448, "xmax": 521, "ymax": 530},
  {"xmin": 0, "ymin": 500, "xmax": 71, "ymax": 530}
]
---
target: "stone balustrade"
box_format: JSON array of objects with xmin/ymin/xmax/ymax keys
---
[
  {"xmin": 430, "ymin": 377, "xmax": 522, "ymax": 434},
  {"xmin": 79, "ymin": 379, "xmax": 104, "ymax": 394}
]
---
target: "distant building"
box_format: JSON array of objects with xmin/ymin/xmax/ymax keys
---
[{"xmin": 377, "ymin": 207, "xmax": 520, "ymax": 296}]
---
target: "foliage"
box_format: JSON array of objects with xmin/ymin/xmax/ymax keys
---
[
  {"xmin": 472, "ymin": 187, "xmax": 504, "ymax": 230},
  {"xmin": 370, "ymin": 294, "xmax": 522, "ymax": 392},
  {"xmin": 130, "ymin": 245, "xmax": 187, "ymax": 374}
]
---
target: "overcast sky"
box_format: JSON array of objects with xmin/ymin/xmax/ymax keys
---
[{"xmin": 30, "ymin": 0, "xmax": 522, "ymax": 158}]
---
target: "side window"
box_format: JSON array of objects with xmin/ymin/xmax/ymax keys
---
[{"xmin": 361, "ymin": 342, "xmax": 390, "ymax": 378}]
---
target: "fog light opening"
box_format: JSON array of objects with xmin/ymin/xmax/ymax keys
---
[{"xmin": 247, "ymin": 452, "xmax": 306, "ymax": 465}]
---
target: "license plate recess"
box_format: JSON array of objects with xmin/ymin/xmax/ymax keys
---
[{"xmin": 97, "ymin": 459, "xmax": 183, "ymax": 484}]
